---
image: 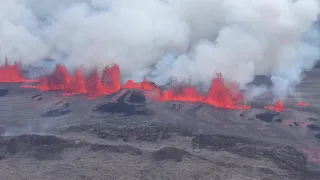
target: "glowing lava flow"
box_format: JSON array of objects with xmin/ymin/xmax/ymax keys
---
[
  {"xmin": 296, "ymin": 102, "xmax": 310, "ymax": 107},
  {"xmin": 264, "ymin": 100, "xmax": 285, "ymax": 112},
  {"xmin": 123, "ymin": 79, "xmax": 159, "ymax": 91},
  {"xmin": 0, "ymin": 57, "xmax": 36, "ymax": 83},
  {"xmin": 63, "ymin": 68, "xmax": 87, "ymax": 96},
  {"xmin": 21, "ymin": 63, "xmax": 121, "ymax": 98},
  {"xmin": 7, "ymin": 58, "xmax": 249, "ymax": 109},
  {"xmin": 158, "ymin": 86, "xmax": 204, "ymax": 102},
  {"xmin": 204, "ymin": 73, "xmax": 249, "ymax": 109},
  {"xmin": 101, "ymin": 64, "xmax": 121, "ymax": 93},
  {"xmin": 157, "ymin": 73, "xmax": 250, "ymax": 109}
]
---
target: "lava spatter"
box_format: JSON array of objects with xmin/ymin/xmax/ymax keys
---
[
  {"xmin": 156, "ymin": 73, "xmax": 249, "ymax": 109},
  {"xmin": 13, "ymin": 59, "xmax": 250, "ymax": 109},
  {"xmin": 204, "ymin": 73, "xmax": 249, "ymax": 109},
  {"xmin": 63, "ymin": 68, "xmax": 87, "ymax": 96},
  {"xmin": 158, "ymin": 86, "xmax": 204, "ymax": 102},
  {"xmin": 296, "ymin": 102, "xmax": 310, "ymax": 107},
  {"xmin": 86, "ymin": 70, "xmax": 108, "ymax": 99},
  {"xmin": 0, "ymin": 57, "xmax": 35, "ymax": 83},
  {"xmin": 101, "ymin": 64, "xmax": 121, "ymax": 93},
  {"xmin": 264, "ymin": 100, "xmax": 285, "ymax": 112},
  {"xmin": 22, "ymin": 64, "xmax": 121, "ymax": 99},
  {"xmin": 123, "ymin": 79, "xmax": 159, "ymax": 91},
  {"xmin": 48, "ymin": 64, "xmax": 71, "ymax": 90},
  {"xmin": 21, "ymin": 64, "xmax": 71, "ymax": 91}
]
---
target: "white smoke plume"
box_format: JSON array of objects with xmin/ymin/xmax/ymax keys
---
[{"xmin": 0, "ymin": 0, "xmax": 319, "ymax": 96}]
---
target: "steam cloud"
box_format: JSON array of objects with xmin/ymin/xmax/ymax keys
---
[{"xmin": 1, "ymin": 0, "xmax": 320, "ymax": 97}]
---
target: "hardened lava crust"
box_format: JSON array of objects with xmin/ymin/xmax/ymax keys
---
[{"xmin": 1, "ymin": 71, "xmax": 320, "ymax": 180}]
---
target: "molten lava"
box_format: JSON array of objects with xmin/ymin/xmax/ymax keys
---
[
  {"xmin": 157, "ymin": 73, "xmax": 249, "ymax": 109},
  {"xmin": 0, "ymin": 57, "xmax": 35, "ymax": 83},
  {"xmin": 123, "ymin": 79, "xmax": 159, "ymax": 91},
  {"xmin": 158, "ymin": 86, "xmax": 204, "ymax": 102},
  {"xmin": 86, "ymin": 70, "xmax": 108, "ymax": 98},
  {"xmin": 204, "ymin": 73, "xmax": 249, "ymax": 109},
  {"xmin": 15, "ymin": 57, "xmax": 249, "ymax": 109},
  {"xmin": 63, "ymin": 68, "xmax": 87, "ymax": 96},
  {"xmin": 296, "ymin": 102, "xmax": 310, "ymax": 107},
  {"xmin": 101, "ymin": 64, "xmax": 121, "ymax": 93},
  {"xmin": 22, "ymin": 63, "xmax": 121, "ymax": 98},
  {"xmin": 264, "ymin": 100, "xmax": 285, "ymax": 112}
]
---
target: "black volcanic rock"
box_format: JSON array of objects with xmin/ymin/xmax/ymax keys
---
[
  {"xmin": 128, "ymin": 90, "xmax": 146, "ymax": 103},
  {"xmin": 153, "ymin": 147, "xmax": 190, "ymax": 162},
  {"xmin": 67, "ymin": 124, "xmax": 193, "ymax": 142},
  {"xmin": 191, "ymin": 134, "xmax": 308, "ymax": 173},
  {"xmin": 31, "ymin": 94, "xmax": 43, "ymax": 101},
  {"xmin": 43, "ymin": 106, "xmax": 71, "ymax": 117},
  {"xmin": 42, "ymin": 102, "xmax": 71, "ymax": 117},
  {"xmin": 0, "ymin": 89, "xmax": 9, "ymax": 96},
  {"xmin": 90, "ymin": 144, "xmax": 142, "ymax": 155},
  {"xmin": 307, "ymin": 124, "xmax": 320, "ymax": 131},
  {"xmin": 308, "ymin": 117, "xmax": 318, "ymax": 122},
  {"xmin": 315, "ymin": 134, "xmax": 320, "ymax": 141},
  {"xmin": 4, "ymin": 134, "xmax": 69, "ymax": 154},
  {"xmin": 0, "ymin": 134, "xmax": 74, "ymax": 160},
  {"xmin": 94, "ymin": 103, "xmax": 137, "ymax": 115},
  {"xmin": 256, "ymin": 112, "xmax": 279, "ymax": 123}
]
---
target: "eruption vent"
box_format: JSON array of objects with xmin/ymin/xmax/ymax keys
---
[
  {"xmin": 22, "ymin": 63, "xmax": 121, "ymax": 98},
  {"xmin": 16, "ymin": 59, "xmax": 250, "ymax": 109},
  {"xmin": 158, "ymin": 73, "xmax": 249, "ymax": 109},
  {"xmin": 296, "ymin": 102, "xmax": 310, "ymax": 107},
  {"xmin": 0, "ymin": 57, "xmax": 35, "ymax": 83},
  {"xmin": 264, "ymin": 100, "xmax": 285, "ymax": 112},
  {"xmin": 123, "ymin": 79, "xmax": 159, "ymax": 91}
]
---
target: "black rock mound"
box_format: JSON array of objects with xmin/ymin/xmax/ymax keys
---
[
  {"xmin": 43, "ymin": 103, "xmax": 71, "ymax": 117},
  {"xmin": 307, "ymin": 124, "xmax": 320, "ymax": 131},
  {"xmin": 0, "ymin": 89, "xmax": 9, "ymax": 96},
  {"xmin": 93, "ymin": 102, "xmax": 146, "ymax": 116},
  {"xmin": 128, "ymin": 90, "xmax": 146, "ymax": 103},
  {"xmin": 152, "ymin": 147, "xmax": 191, "ymax": 162},
  {"xmin": 256, "ymin": 112, "xmax": 279, "ymax": 123}
]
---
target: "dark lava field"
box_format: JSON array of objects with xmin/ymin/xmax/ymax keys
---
[{"xmin": 0, "ymin": 71, "xmax": 320, "ymax": 180}]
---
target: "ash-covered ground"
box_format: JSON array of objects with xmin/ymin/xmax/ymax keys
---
[{"xmin": 0, "ymin": 72, "xmax": 320, "ymax": 180}]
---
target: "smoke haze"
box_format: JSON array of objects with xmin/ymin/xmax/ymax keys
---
[{"xmin": 1, "ymin": 0, "xmax": 320, "ymax": 96}]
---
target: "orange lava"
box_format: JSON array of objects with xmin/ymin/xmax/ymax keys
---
[
  {"xmin": 158, "ymin": 86, "xmax": 204, "ymax": 102},
  {"xmin": 296, "ymin": 102, "xmax": 310, "ymax": 107},
  {"xmin": 158, "ymin": 73, "xmax": 250, "ymax": 109},
  {"xmin": 102, "ymin": 64, "xmax": 121, "ymax": 93},
  {"xmin": 63, "ymin": 68, "xmax": 87, "ymax": 96},
  {"xmin": 204, "ymin": 73, "xmax": 249, "ymax": 109},
  {"xmin": 0, "ymin": 57, "xmax": 36, "ymax": 83},
  {"xmin": 123, "ymin": 79, "xmax": 159, "ymax": 91},
  {"xmin": 21, "ymin": 63, "xmax": 121, "ymax": 98},
  {"xmin": 3, "ymin": 57, "xmax": 302, "ymax": 110},
  {"xmin": 264, "ymin": 100, "xmax": 285, "ymax": 112}
]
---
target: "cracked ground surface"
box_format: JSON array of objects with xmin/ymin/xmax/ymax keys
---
[{"xmin": 1, "ymin": 70, "xmax": 320, "ymax": 180}]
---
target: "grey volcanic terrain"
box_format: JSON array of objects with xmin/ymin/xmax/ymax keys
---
[{"xmin": 0, "ymin": 71, "xmax": 320, "ymax": 180}]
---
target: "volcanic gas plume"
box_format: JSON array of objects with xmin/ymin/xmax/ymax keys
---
[{"xmin": 1, "ymin": 0, "xmax": 319, "ymax": 98}]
